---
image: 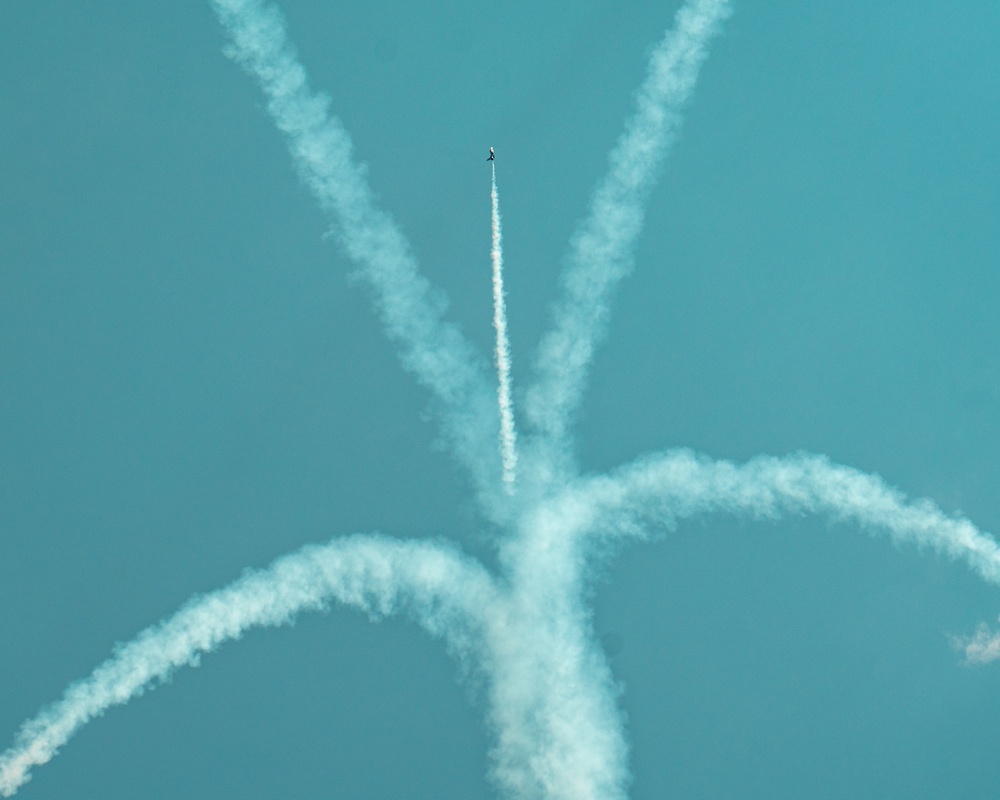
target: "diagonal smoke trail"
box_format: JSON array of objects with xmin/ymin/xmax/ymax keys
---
[
  {"xmin": 211, "ymin": 0, "xmax": 499, "ymax": 496},
  {"xmin": 524, "ymin": 0, "xmax": 732, "ymax": 460},
  {"xmin": 491, "ymin": 163, "xmax": 518, "ymax": 491},
  {"xmin": 0, "ymin": 535, "xmax": 494, "ymax": 798},
  {"xmin": 574, "ymin": 448, "xmax": 1000, "ymax": 584},
  {"xmin": 955, "ymin": 619, "xmax": 1000, "ymax": 664}
]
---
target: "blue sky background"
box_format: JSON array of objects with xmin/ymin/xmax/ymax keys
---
[{"xmin": 1, "ymin": 1, "xmax": 999, "ymax": 797}]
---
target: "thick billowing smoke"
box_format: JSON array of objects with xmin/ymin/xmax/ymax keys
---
[
  {"xmin": 3, "ymin": 0, "xmax": 997, "ymax": 797},
  {"xmin": 491, "ymin": 164, "xmax": 518, "ymax": 490}
]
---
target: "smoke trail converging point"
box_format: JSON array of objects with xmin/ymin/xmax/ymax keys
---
[{"xmin": 491, "ymin": 163, "xmax": 518, "ymax": 492}]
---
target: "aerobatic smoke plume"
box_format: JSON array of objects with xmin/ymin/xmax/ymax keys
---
[
  {"xmin": 491, "ymin": 163, "xmax": 518, "ymax": 490},
  {"xmin": 2, "ymin": 0, "xmax": 997, "ymax": 797},
  {"xmin": 0, "ymin": 537, "xmax": 494, "ymax": 797}
]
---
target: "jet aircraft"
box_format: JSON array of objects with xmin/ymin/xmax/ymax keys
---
[{"xmin": 487, "ymin": 147, "xmax": 495, "ymax": 161}]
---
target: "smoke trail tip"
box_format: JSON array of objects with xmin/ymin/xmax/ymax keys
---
[{"xmin": 953, "ymin": 616, "xmax": 1000, "ymax": 665}]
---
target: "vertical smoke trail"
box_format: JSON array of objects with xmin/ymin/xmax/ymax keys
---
[
  {"xmin": 0, "ymin": 536, "xmax": 493, "ymax": 798},
  {"xmin": 211, "ymin": 0, "xmax": 500, "ymax": 497},
  {"xmin": 525, "ymin": 0, "xmax": 733, "ymax": 459},
  {"xmin": 491, "ymin": 163, "xmax": 518, "ymax": 491}
]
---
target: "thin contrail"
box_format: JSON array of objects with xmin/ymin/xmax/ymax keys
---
[
  {"xmin": 491, "ymin": 163, "xmax": 518, "ymax": 491},
  {"xmin": 525, "ymin": 0, "xmax": 733, "ymax": 461},
  {"xmin": 0, "ymin": 536, "xmax": 493, "ymax": 798},
  {"xmin": 211, "ymin": 0, "xmax": 500, "ymax": 499}
]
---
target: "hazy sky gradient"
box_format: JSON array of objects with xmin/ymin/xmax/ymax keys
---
[{"xmin": 1, "ymin": 1, "xmax": 999, "ymax": 798}]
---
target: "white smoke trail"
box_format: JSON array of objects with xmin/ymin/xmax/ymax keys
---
[
  {"xmin": 575, "ymin": 448, "xmax": 1000, "ymax": 584},
  {"xmin": 0, "ymin": 535, "xmax": 493, "ymax": 797},
  {"xmin": 211, "ymin": 0, "xmax": 499, "ymax": 496},
  {"xmin": 524, "ymin": 0, "xmax": 733, "ymax": 459},
  {"xmin": 6, "ymin": 454, "xmax": 997, "ymax": 798},
  {"xmin": 491, "ymin": 163, "xmax": 518, "ymax": 491}
]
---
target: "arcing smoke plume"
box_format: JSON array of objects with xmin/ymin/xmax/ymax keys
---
[
  {"xmin": 491, "ymin": 164, "xmax": 518, "ymax": 490},
  {"xmin": 3, "ymin": 0, "xmax": 998, "ymax": 797}
]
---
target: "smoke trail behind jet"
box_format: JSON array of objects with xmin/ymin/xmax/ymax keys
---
[
  {"xmin": 211, "ymin": 0, "xmax": 500, "ymax": 498},
  {"xmin": 491, "ymin": 163, "xmax": 518, "ymax": 491},
  {"xmin": 525, "ymin": 0, "xmax": 733, "ymax": 458}
]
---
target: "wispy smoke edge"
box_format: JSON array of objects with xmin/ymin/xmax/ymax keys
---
[{"xmin": 578, "ymin": 448, "xmax": 1000, "ymax": 586}]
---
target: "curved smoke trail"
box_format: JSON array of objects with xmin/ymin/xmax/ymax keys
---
[
  {"xmin": 0, "ymin": 536, "xmax": 493, "ymax": 797},
  {"xmin": 576, "ymin": 449, "xmax": 1000, "ymax": 584},
  {"xmin": 525, "ymin": 0, "xmax": 733, "ymax": 461},
  {"xmin": 957, "ymin": 619, "xmax": 1000, "ymax": 664},
  {"xmin": 491, "ymin": 163, "xmax": 518, "ymax": 491}
]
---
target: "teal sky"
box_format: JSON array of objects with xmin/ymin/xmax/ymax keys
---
[{"xmin": 2, "ymin": 1, "xmax": 999, "ymax": 798}]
